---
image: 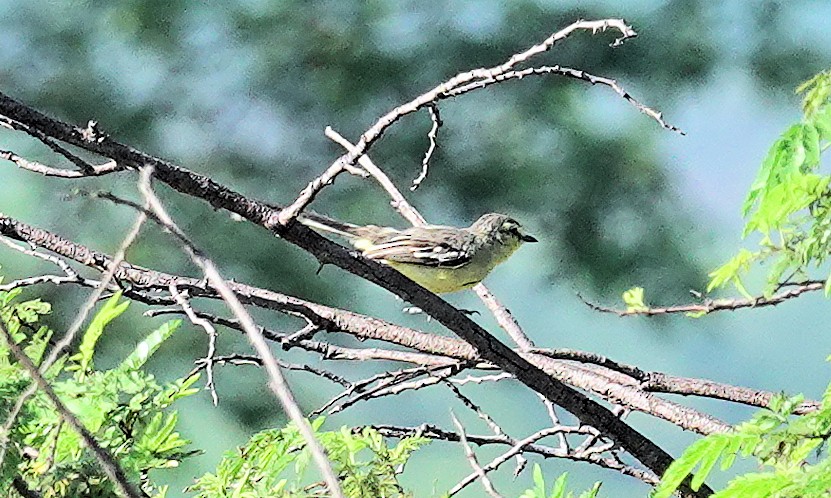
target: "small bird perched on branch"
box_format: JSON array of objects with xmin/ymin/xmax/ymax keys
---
[{"xmin": 300, "ymin": 212, "xmax": 537, "ymax": 293}]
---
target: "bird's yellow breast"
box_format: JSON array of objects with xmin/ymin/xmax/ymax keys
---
[{"xmin": 384, "ymin": 238, "xmax": 522, "ymax": 293}]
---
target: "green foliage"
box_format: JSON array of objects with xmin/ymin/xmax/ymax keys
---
[
  {"xmin": 70, "ymin": 292, "xmax": 130, "ymax": 380},
  {"xmin": 0, "ymin": 289, "xmax": 198, "ymax": 497},
  {"xmin": 622, "ymin": 287, "xmax": 648, "ymax": 313},
  {"xmin": 519, "ymin": 465, "xmax": 601, "ymax": 498},
  {"xmin": 708, "ymin": 69, "xmax": 831, "ymax": 297},
  {"xmin": 655, "ymin": 386, "xmax": 831, "ymax": 498},
  {"xmin": 189, "ymin": 421, "xmax": 429, "ymax": 497}
]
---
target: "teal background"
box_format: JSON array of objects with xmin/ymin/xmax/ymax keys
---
[{"xmin": 2, "ymin": 1, "xmax": 831, "ymax": 496}]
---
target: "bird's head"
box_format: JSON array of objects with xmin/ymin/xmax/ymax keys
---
[{"xmin": 472, "ymin": 213, "xmax": 538, "ymax": 246}]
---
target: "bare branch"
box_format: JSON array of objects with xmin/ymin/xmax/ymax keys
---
[
  {"xmin": 446, "ymin": 64, "xmax": 684, "ymax": 134},
  {"xmin": 444, "ymin": 380, "xmax": 505, "ymax": 437},
  {"xmin": 329, "ymin": 365, "xmax": 461, "ymax": 415},
  {"xmin": 313, "ymin": 363, "xmax": 463, "ymax": 416},
  {"xmin": 325, "ymin": 127, "xmax": 427, "ymax": 226},
  {"xmin": 474, "ymin": 284, "xmax": 535, "ymax": 350},
  {"xmin": 580, "ymin": 282, "xmax": 824, "ymax": 317},
  {"xmin": 411, "ymin": 104, "xmax": 441, "ymax": 191},
  {"xmin": 190, "ymin": 353, "xmax": 351, "ymax": 388},
  {"xmin": 372, "ymin": 423, "xmax": 659, "ymax": 486},
  {"xmin": 450, "ymin": 412, "xmax": 503, "ymax": 498},
  {"xmin": 0, "ymin": 89, "xmax": 711, "ymax": 495},
  {"xmin": 1, "ymin": 149, "xmax": 119, "ymax": 177},
  {"xmin": 298, "ymin": 19, "xmax": 670, "ymax": 225},
  {"xmin": 0, "ymin": 116, "xmax": 98, "ymax": 174},
  {"xmin": 170, "ymin": 285, "xmax": 220, "ymax": 406}
]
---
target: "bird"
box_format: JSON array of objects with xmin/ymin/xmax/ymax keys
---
[{"xmin": 299, "ymin": 212, "xmax": 537, "ymax": 293}]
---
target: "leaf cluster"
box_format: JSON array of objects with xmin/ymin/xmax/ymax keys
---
[
  {"xmin": 708, "ymin": 70, "xmax": 831, "ymax": 298},
  {"xmin": 188, "ymin": 419, "xmax": 429, "ymax": 497},
  {"xmin": 655, "ymin": 382, "xmax": 831, "ymax": 497},
  {"xmin": 0, "ymin": 289, "xmax": 198, "ymax": 498},
  {"xmin": 519, "ymin": 464, "xmax": 601, "ymax": 498}
]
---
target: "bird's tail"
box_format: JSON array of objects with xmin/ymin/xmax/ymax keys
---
[{"xmin": 298, "ymin": 211, "xmax": 362, "ymax": 240}]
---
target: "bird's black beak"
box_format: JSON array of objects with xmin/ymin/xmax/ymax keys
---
[{"xmin": 521, "ymin": 233, "xmax": 538, "ymax": 243}]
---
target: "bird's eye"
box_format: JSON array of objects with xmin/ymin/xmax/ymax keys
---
[{"xmin": 501, "ymin": 221, "xmax": 520, "ymax": 234}]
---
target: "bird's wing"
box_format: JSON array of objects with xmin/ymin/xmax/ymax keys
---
[{"xmin": 363, "ymin": 229, "xmax": 472, "ymax": 268}]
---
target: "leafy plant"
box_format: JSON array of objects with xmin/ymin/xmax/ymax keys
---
[
  {"xmin": 0, "ymin": 289, "xmax": 198, "ymax": 497},
  {"xmin": 707, "ymin": 69, "xmax": 831, "ymax": 299},
  {"xmin": 519, "ymin": 465, "xmax": 601, "ymax": 498},
  {"xmin": 656, "ymin": 69, "xmax": 831, "ymax": 497},
  {"xmin": 189, "ymin": 420, "xmax": 429, "ymax": 497},
  {"xmin": 655, "ymin": 383, "xmax": 831, "ymax": 498},
  {"xmin": 622, "ymin": 287, "xmax": 648, "ymax": 313}
]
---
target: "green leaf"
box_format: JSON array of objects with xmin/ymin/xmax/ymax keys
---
[
  {"xmin": 118, "ymin": 320, "xmax": 181, "ymax": 372},
  {"xmin": 655, "ymin": 433, "xmax": 753, "ymax": 498},
  {"xmin": 801, "ymin": 123, "xmax": 821, "ymax": 168},
  {"xmin": 73, "ymin": 292, "xmax": 129, "ymax": 377},
  {"xmin": 692, "ymin": 444, "xmax": 721, "ymax": 490},
  {"xmin": 714, "ymin": 472, "xmax": 791, "ymax": 498},
  {"xmin": 707, "ymin": 249, "xmax": 758, "ymax": 296},
  {"xmin": 743, "ymin": 125, "xmax": 804, "ymax": 216},
  {"xmin": 744, "ymin": 172, "xmax": 829, "ymax": 236},
  {"xmin": 797, "ymin": 70, "xmax": 831, "ymax": 117},
  {"xmin": 622, "ymin": 287, "xmax": 648, "ymax": 313},
  {"xmin": 549, "ymin": 471, "xmax": 567, "ymax": 498},
  {"xmin": 533, "ymin": 464, "xmax": 546, "ymax": 497},
  {"xmin": 813, "ymin": 104, "xmax": 831, "ymax": 141}
]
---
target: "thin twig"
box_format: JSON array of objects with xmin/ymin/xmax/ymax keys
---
[
  {"xmin": 411, "ymin": 104, "xmax": 441, "ymax": 190},
  {"xmin": 0, "ymin": 237, "xmax": 84, "ymax": 291},
  {"xmin": 451, "ymin": 373, "xmax": 513, "ymax": 385},
  {"xmin": 1, "ymin": 117, "xmax": 98, "ymax": 174},
  {"xmin": 444, "ymin": 381, "xmax": 504, "ymax": 437},
  {"xmin": 449, "ymin": 426, "xmax": 590, "ymax": 496},
  {"xmin": 1, "ymin": 149, "xmax": 119, "ymax": 177},
  {"xmin": 277, "ymin": 156, "xmax": 349, "ymax": 225},
  {"xmin": 538, "ymin": 395, "xmax": 569, "ymax": 453},
  {"xmin": 329, "ymin": 366, "xmax": 460, "ymax": 415},
  {"xmin": 450, "ymin": 412, "xmax": 503, "ymax": 498},
  {"xmin": 371, "ymin": 423, "xmax": 658, "ymax": 484},
  {"xmin": 474, "ymin": 284, "xmax": 535, "ymax": 350},
  {"xmin": 325, "ymin": 127, "xmax": 426, "ymax": 226},
  {"xmin": 445, "ymin": 64, "xmax": 684, "ymax": 134},
  {"xmin": 189, "ymin": 353, "xmax": 351, "ymax": 387},
  {"xmin": 312, "ymin": 363, "xmax": 458, "ymax": 416},
  {"xmin": 169, "ymin": 285, "xmax": 219, "ymax": 406}
]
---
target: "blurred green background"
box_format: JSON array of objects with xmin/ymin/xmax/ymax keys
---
[{"xmin": 2, "ymin": 1, "xmax": 831, "ymax": 496}]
